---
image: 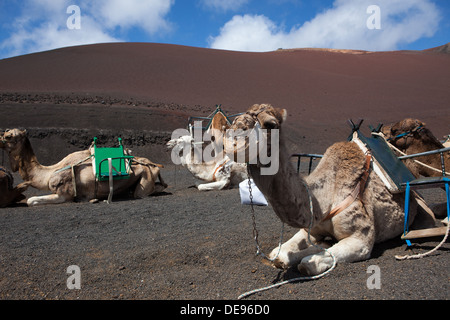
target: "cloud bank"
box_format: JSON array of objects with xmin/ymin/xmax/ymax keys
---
[
  {"xmin": 209, "ymin": 0, "xmax": 441, "ymax": 52},
  {"xmin": 1, "ymin": 0, "xmax": 175, "ymax": 58}
]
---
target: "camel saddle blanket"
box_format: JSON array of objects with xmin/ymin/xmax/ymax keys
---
[{"xmin": 350, "ymin": 130, "xmax": 415, "ymax": 193}]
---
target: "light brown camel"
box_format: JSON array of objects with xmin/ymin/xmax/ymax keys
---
[
  {"xmin": 382, "ymin": 119, "xmax": 450, "ymax": 220},
  {"xmin": 168, "ymin": 110, "xmax": 247, "ymax": 191},
  {"xmin": 381, "ymin": 119, "xmax": 450, "ymax": 178},
  {"xmin": 1, "ymin": 129, "xmax": 167, "ymax": 206},
  {"xmin": 224, "ymin": 104, "xmax": 431, "ymax": 276}
]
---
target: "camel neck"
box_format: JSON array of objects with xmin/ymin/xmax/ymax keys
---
[
  {"xmin": 10, "ymin": 137, "xmax": 43, "ymax": 183},
  {"xmin": 248, "ymin": 135, "xmax": 321, "ymax": 229}
]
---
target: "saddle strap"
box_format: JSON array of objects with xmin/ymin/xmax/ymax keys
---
[{"xmin": 323, "ymin": 152, "xmax": 372, "ymax": 221}]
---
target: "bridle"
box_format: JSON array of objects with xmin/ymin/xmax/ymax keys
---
[{"xmin": 386, "ymin": 123, "xmax": 424, "ymax": 142}]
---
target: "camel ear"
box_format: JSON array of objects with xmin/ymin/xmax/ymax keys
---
[{"xmin": 278, "ymin": 109, "xmax": 287, "ymax": 123}]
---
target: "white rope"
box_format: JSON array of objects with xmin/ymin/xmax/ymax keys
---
[
  {"xmin": 238, "ymin": 180, "xmax": 336, "ymax": 299},
  {"xmin": 395, "ymin": 222, "xmax": 449, "ymax": 260}
]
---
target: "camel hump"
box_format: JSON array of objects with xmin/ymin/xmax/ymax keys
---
[{"xmin": 327, "ymin": 141, "xmax": 366, "ymax": 166}]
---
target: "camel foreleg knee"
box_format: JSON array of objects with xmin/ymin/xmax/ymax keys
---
[
  {"xmin": 197, "ymin": 180, "xmax": 229, "ymax": 191},
  {"xmin": 298, "ymin": 236, "xmax": 372, "ymax": 276}
]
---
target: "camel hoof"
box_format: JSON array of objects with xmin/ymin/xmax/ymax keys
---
[
  {"xmin": 271, "ymin": 258, "xmax": 288, "ymax": 270},
  {"xmin": 89, "ymin": 198, "xmax": 99, "ymax": 204},
  {"xmin": 297, "ymin": 263, "xmax": 313, "ymax": 276}
]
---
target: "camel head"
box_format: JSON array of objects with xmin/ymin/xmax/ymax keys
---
[
  {"xmin": 2, "ymin": 128, "xmax": 28, "ymax": 149},
  {"xmin": 167, "ymin": 134, "xmax": 193, "ymax": 151},
  {"xmin": 382, "ymin": 118, "xmax": 443, "ymax": 150},
  {"xmin": 1, "ymin": 129, "xmax": 30, "ymax": 172},
  {"xmin": 223, "ymin": 104, "xmax": 287, "ymax": 170},
  {"xmin": 167, "ymin": 134, "xmax": 198, "ymax": 166}
]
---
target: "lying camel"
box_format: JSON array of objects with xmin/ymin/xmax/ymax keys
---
[
  {"xmin": 382, "ymin": 119, "xmax": 449, "ymax": 220},
  {"xmin": 381, "ymin": 118, "xmax": 449, "ymax": 177},
  {"xmin": 167, "ymin": 109, "xmax": 247, "ymax": 191},
  {"xmin": 1, "ymin": 129, "xmax": 167, "ymax": 206},
  {"xmin": 224, "ymin": 104, "xmax": 431, "ymax": 275},
  {"xmin": 0, "ymin": 165, "xmax": 30, "ymax": 207},
  {"xmin": 1, "ymin": 137, "xmax": 30, "ymax": 207},
  {"xmin": 167, "ymin": 134, "xmax": 247, "ymax": 191}
]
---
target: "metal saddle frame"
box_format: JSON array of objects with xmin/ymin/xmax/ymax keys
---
[
  {"xmin": 92, "ymin": 137, "xmax": 134, "ymax": 203},
  {"xmin": 348, "ymin": 120, "xmax": 450, "ymax": 244}
]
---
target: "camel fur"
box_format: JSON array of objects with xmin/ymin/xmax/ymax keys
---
[
  {"xmin": 224, "ymin": 104, "xmax": 431, "ymax": 276},
  {"xmin": 167, "ymin": 134, "xmax": 247, "ymax": 191},
  {"xmin": 1, "ymin": 129, "xmax": 167, "ymax": 206},
  {"xmin": 1, "ymin": 137, "xmax": 30, "ymax": 207},
  {"xmin": 167, "ymin": 110, "xmax": 247, "ymax": 191},
  {"xmin": 382, "ymin": 119, "xmax": 450, "ymax": 220},
  {"xmin": 381, "ymin": 119, "xmax": 449, "ymax": 178},
  {"xmin": 0, "ymin": 165, "xmax": 30, "ymax": 207}
]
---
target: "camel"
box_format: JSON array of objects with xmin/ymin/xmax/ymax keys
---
[
  {"xmin": 1, "ymin": 129, "xmax": 167, "ymax": 206},
  {"xmin": 381, "ymin": 119, "xmax": 450, "ymax": 178},
  {"xmin": 0, "ymin": 137, "xmax": 30, "ymax": 207},
  {"xmin": 223, "ymin": 104, "xmax": 431, "ymax": 276},
  {"xmin": 381, "ymin": 119, "xmax": 450, "ymax": 220},
  {"xmin": 0, "ymin": 164, "xmax": 30, "ymax": 207},
  {"xmin": 167, "ymin": 134, "xmax": 247, "ymax": 191},
  {"xmin": 168, "ymin": 109, "xmax": 248, "ymax": 191}
]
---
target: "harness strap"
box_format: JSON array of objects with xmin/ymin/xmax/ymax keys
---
[
  {"xmin": 212, "ymin": 159, "xmax": 230, "ymax": 181},
  {"xmin": 323, "ymin": 152, "xmax": 372, "ymax": 221},
  {"xmin": 387, "ymin": 124, "xmax": 423, "ymax": 141}
]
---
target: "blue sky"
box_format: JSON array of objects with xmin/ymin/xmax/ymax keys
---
[{"xmin": 0, "ymin": 0, "xmax": 449, "ymax": 59}]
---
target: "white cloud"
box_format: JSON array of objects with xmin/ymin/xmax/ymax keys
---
[
  {"xmin": 209, "ymin": 14, "xmax": 285, "ymax": 52},
  {"xmin": 1, "ymin": 0, "xmax": 175, "ymax": 58},
  {"xmin": 95, "ymin": 0, "xmax": 174, "ymax": 34},
  {"xmin": 201, "ymin": 0, "xmax": 250, "ymax": 12},
  {"xmin": 209, "ymin": 0, "xmax": 441, "ymax": 52}
]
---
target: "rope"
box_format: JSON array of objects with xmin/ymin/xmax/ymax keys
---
[
  {"xmin": 395, "ymin": 181, "xmax": 450, "ymax": 260},
  {"xmin": 238, "ymin": 179, "xmax": 336, "ymax": 299},
  {"xmin": 395, "ymin": 222, "xmax": 449, "ymax": 260}
]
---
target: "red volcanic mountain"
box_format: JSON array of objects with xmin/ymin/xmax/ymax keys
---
[{"xmin": 0, "ymin": 42, "xmax": 449, "ymax": 156}]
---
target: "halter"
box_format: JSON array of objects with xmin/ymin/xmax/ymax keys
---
[{"xmin": 387, "ymin": 123, "xmax": 423, "ymax": 142}]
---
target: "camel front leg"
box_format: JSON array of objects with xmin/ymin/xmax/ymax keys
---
[
  {"xmin": 298, "ymin": 234, "xmax": 373, "ymax": 276},
  {"xmin": 27, "ymin": 193, "xmax": 69, "ymax": 207},
  {"xmin": 197, "ymin": 179, "xmax": 229, "ymax": 191},
  {"xmin": 269, "ymin": 229, "xmax": 329, "ymax": 269}
]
